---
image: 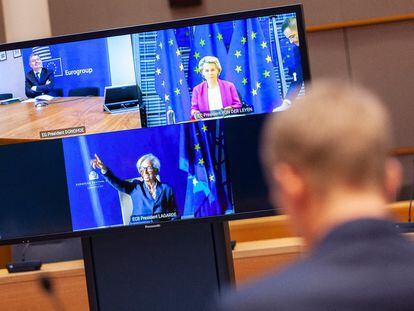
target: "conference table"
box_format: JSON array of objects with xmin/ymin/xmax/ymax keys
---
[{"xmin": 0, "ymin": 97, "xmax": 142, "ymax": 145}]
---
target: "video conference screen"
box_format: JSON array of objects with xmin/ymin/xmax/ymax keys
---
[{"xmin": 0, "ymin": 5, "xmax": 310, "ymax": 244}]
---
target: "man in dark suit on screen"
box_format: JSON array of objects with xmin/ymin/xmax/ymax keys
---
[
  {"xmin": 274, "ymin": 17, "xmax": 304, "ymax": 112},
  {"xmin": 25, "ymin": 53, "xmax": 54, "ymax": 98},
  {"xmin": 91, "ymin": 153, "xmax": 178, "ymax": 224},
  {"xmin": 215, "ymin": 80, "xmax": 414, "ymax": 310}
]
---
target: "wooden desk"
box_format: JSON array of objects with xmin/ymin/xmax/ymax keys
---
[
  {"xmin": 0, "ymin": 97, "xmax": 141, "ymax": 144},
  {"xmin": 230, "ymin": 200, "xmax": 413, "ymax": 242},
  {"xmin": 0, "ymin": 260, "xmax": 88, "ymax": 311},
  {"xmin": 0, "ymin": 201, "xmax": 412, "ymax": 309}
]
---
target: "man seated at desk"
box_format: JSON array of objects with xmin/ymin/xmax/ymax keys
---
[{"xmin": 25, "ymin": 53, "xmax": 54, "ymax": 98}]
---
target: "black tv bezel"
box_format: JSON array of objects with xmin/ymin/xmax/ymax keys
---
[{"xmin": 0, "ymin": 4, "xmax": 310, "ymax": 246}]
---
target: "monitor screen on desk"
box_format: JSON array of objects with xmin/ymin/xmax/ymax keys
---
[
  {"xmin": 103, "ymin": 84, "xmax": 143, "ymax": 112},
  {"xmin": 0, "ymin": 4, "xmax": 310, "ymax": 244}
]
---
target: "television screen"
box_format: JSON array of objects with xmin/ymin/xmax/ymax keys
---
[{"xmin": 0, "ymin": 4, "xmax": 310, "ymax": 244}]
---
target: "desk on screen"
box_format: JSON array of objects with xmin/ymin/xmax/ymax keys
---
[{"xmin": 0, "ymin": 97, "xmax": 141, "ymax": 144}]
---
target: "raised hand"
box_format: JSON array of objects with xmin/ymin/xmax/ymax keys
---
[{"xmin": 90, "ymin": 153, "xmax": 107, "ymax": 172}]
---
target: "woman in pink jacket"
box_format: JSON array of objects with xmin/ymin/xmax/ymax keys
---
[{"xmin": 191, "ymin": 56, "xmax": 241, "ymax": 119}]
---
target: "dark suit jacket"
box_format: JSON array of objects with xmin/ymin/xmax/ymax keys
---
[
  {"xmin": 103, "ymin": 169, "xmax": 178, "ymax": 224},
  {"xmin": 285, "ymin": 44, "xmax": 303, "ymax": 100},
  {"xmin": 216, "ymin": 219, "xmax": 414, "ymax": 311},
  {"xmin": 25, "ymin": 68, "xmax": 55, "ymax": 98}
]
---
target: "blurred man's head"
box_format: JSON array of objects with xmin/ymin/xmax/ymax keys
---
[
  {"xmin": 282, "ymin": 17, "xmax": 299, "ymax": 46},
  {"xmin": 261, "ymin": 80, "xmax": 401, "ymax": 244},
  {"xmin": 29, "ymin": 54, "xmax": 43, "ymax": 72}
]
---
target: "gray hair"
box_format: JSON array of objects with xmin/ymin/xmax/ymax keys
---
[
  {"xmin": 136, "ymin": 153, "xmax": 161, "ymax": 171},
  {"xmin": 198, "ymin": 56, "xmax": 222, "ymax": 76}
]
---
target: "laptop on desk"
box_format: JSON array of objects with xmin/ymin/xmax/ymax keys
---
[{"xmin": 103, "ymin": 84, "xmax": 143, "ymax": 113}]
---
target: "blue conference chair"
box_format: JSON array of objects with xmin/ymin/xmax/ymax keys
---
[
  {"xmin": 49, "ymin": 88, "xmax": 63, "ymax": 97},
  {"xmin": 0, "ymin": 93, "xmax": 13, "ymax": 100}
]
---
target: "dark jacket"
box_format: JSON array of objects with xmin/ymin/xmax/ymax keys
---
[
  {"xmin": 217, "ymin": 218, "xmax": 414, "ymax": 311},
  {"xmin": 103, "ymin": 169, "xmax": 178, "ymax": 224},
  {"xmin": 25, "ymin": 68, "xmax": 55, "ymax": 98}
]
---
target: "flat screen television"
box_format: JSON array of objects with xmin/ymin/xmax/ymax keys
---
[{"xmin": 0, "ymin": 4, "xmax": 310, "ymax": 245}]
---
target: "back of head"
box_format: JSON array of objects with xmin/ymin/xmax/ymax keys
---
[{"xmin": 261, "ymin": 79, "xmax": 392, "ymax": 193}]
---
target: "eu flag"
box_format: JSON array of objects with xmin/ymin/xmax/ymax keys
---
[
  {"xmin": 155, "ymin": 29, "xmax": 191, "ymax": 122},
  {"xmin": 187, "ymin": 23, "xmax": 228, "ymax": 89},
  {"xmin": 179, "ymin": 120, "xmax": 233, "ymax": 217},
  {"xmin": 225, "ymin": 18, "xmax": 282, "ymax": 113}
]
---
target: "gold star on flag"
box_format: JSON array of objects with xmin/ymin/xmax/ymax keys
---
[
  {"xmin": 202, "ymin": 124, "xmax": 208, "ymax": 132},
  {"xmin": 198, "ymin": 158, "xmax": 205, "ymax": 165},
  {"xmin": 194, "ymin": 67, "xmax": 201, "ymax": 73},
  {"xmin": 194, "ymin": 144, "xmax": 201, "ymax": 151},
  {"xmin": 252, "ymin": 89, "xmax": 257, "ymax": 96},
  {"xmin": 263, "ymin": 70, "xmax": 270, "ymax": 78},
  {"xmin": 179, "ymin": 79, "xmax": 183, "ymax": 85},
  {"xmin": 161, "ymin": 81, "xmax": 165, "ymax": 87},
  {"xmin": 176, "ymin": 49, "xmax": 181, "ymax": 56},
  {"xmin": 155, "ymin": 54, "xmax": 160, "ymax": 60},
  {"xmin": 159, "ymin": 42, "xmax": 163, "ymax": 49},
  {"xmin": 242, "ymin": 77, "xmax": 248, "ymax": 85},
  {"xmin": 256, "ymin": 82, "xmax": 261, "ymax": 89},
  {"xmin": 261, "ymin": 41, "xmax": 267, "ymax": 49},
  {"xmin": 234, "ymin": 50, "xmax": 242, "ymax": 58},
  {"xmin": 192, "ymin": 178, "xmax": 198, "ymax": 186},
  {"xmin": 209, "ymin": 175, "xmax": 215, "ymax": 181},
  {"xmin": 174, "ymin": 88, "xmax": 181, "ymax": 95},
  {"xmin": 156, "ymin": 68, "xmax": 161, "ymax": 75},
  {"xmin": 194, "ymin": 51, "xmax": 200, "ymax": 59},
  {"xmin": 164, "ymin": 94, "xmax": 170, "ymax": 101},
  {"xmin": 216, "ymin": 33, "xmax": 223, "ymax": 41},
  {"xmin": 265, "ymin": 55, "xmax": 272, "ymax": 63},
  {"xmin": 251, "ymin": 31, "xmax": 257, "ymax": 39},
  {"xmin": 235, "ymin": 65, "xmax": 242, "ymax": 73},
  {"xmin": 168, "ymin": 39, "xmax": 173, "ymax": 46},
  {"xmin": 199, "ymin": 39, "xmax": 206, "ymax": 47},
  {"xmin": 179, "ymin": 63, "xmax": 184, "ymax": 71},
  {"xmin": 241, "ymin": 37, "xmax": 247, "ymax": 44}
]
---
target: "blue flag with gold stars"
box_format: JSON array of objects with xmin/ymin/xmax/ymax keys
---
[
  {"xmin": 225, "ymin": 18, "xmax": 282, "ymax": 113},
  {"xmin": 155, "ymin": 29, "xmax": 191, "ymax": 122},
  {"xmin": 188, "ymin": 23, "xmax": 228, "ymax": 89},
  {"xmin": 179, "ymin": 120, "xmax": 233, "ymax": 217}
]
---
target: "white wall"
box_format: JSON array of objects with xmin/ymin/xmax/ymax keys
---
[
  {"xmin": 0, "ymin": 49, "xmax": 25, "ymax": 98},
  {"xmin": 107, "ymin": 35, "xmax": 136, "ymax": 86}
]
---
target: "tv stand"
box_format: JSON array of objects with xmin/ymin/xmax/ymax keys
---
[{"xmin": 82, "ymin": 222, "xmax": 234, "ymax": 310}]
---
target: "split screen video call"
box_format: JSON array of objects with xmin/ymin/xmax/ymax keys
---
[{"xmin": 0, "ymin": 6, "xmax": 308, "ymax": 243}]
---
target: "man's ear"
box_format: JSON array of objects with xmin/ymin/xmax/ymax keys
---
[
  {"xmin": 272, "ymin": 163, "xmax": 306, "ymax": 201},
  {"xmin": 383, "ymin": 158, "xmax": 402, "ymax": 202}
]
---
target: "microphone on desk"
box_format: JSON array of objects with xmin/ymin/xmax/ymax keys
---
[
  {"xmin": 6, "ymin": 242, "xmax": 42, "ymax": 273},
  {"xmin": 408, "ymin": 158, "xmax": 414, "ymax": 222},
  {"xmin": 395, "ymin": 158, "xmax": 414, "ymax": 233},
  {"xmin": 39, "ymin": 274, "xmax": 66, "ymax": 311}
]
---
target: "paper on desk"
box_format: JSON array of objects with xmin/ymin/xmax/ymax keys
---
[
  {"xmin": 35, "ymin": 94, "xmax": 54, "ymax": 101},
  {"xmin": 22, "ymin": 98, "xmax": 36, "ymax": 103}
]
